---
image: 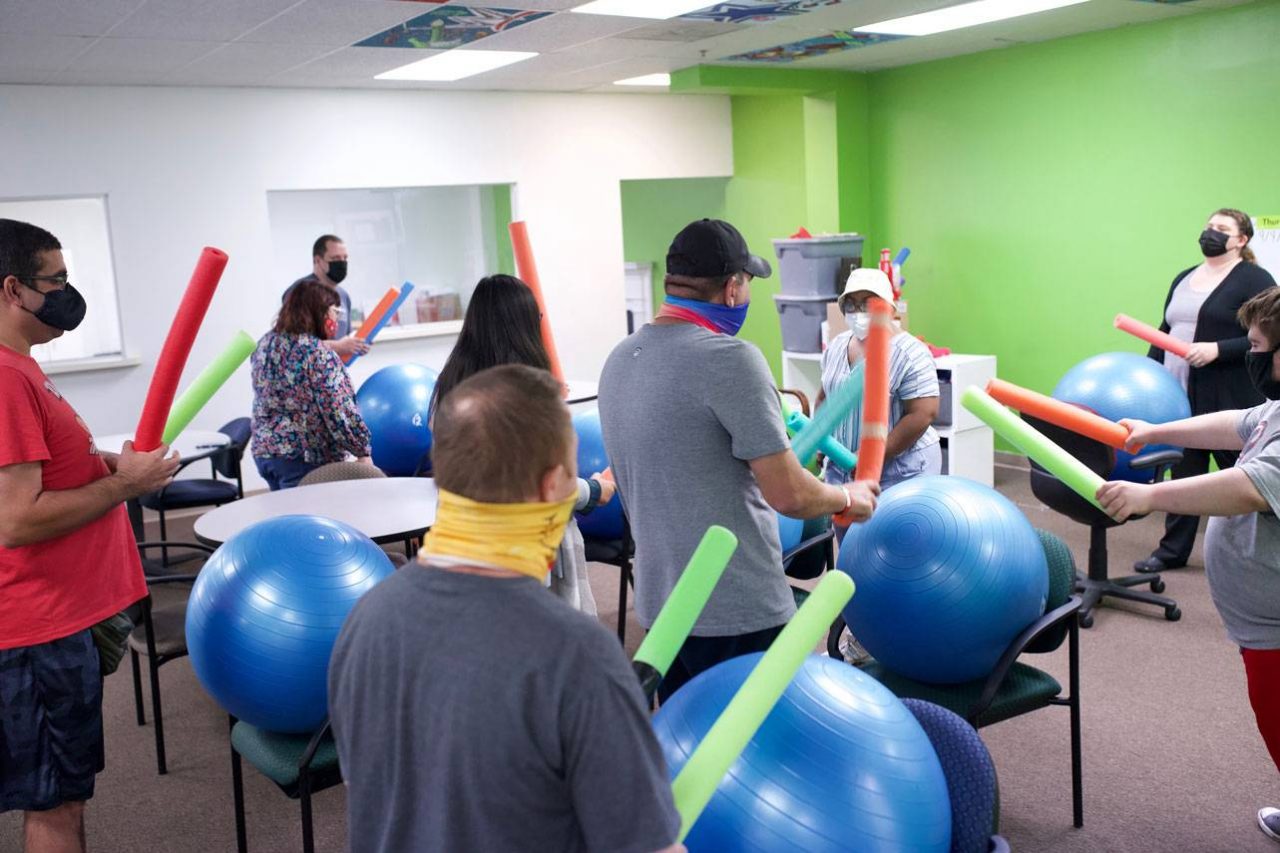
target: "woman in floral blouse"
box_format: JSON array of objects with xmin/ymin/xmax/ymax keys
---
[{"xmin": 251, "ymin": 280, "xmax": 372, "ymax": 490}]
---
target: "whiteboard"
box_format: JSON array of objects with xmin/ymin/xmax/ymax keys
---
[{"xmin": 1253, "ymin": 215, "xmax": 1280, "ymax": 281}]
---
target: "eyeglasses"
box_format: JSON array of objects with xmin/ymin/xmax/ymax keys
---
[{"xmin": 17, "ymin": 274, "xmax": 71, "ymax": 290}]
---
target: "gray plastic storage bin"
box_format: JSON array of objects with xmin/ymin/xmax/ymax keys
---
[
  {"xmin": 774, "ymin": 294, "xmax": 836, "ymax": 353},
  {"xmin": 772, "ymin": 234, "xmax": 865, "ymax": 297}
]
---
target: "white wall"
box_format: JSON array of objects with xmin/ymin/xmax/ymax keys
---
[{"xmin": 0, "ymin": 84, "xmax": 732, "ymax": 489}]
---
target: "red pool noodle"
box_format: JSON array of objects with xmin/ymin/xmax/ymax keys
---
[
  {"xmin": 134, "ymin": 247, "xmax": 229, "ymax": 451},
  {"xmin": 509, "ymin": 221, "xmax": 566, "ymax": 390},
  {"xmin": 854, "ymin": 297, "xmax": 892, "ymax": 484},
  {"xmin": 1114, "ymin": 313, "xmax": 1191, "ymax": 359}
]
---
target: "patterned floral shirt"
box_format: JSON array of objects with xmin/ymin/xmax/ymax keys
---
[{"xmin": 250, "ymin": 331, "xmax": 371, "ymax": 464}]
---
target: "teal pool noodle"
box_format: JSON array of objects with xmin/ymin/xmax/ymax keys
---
[
  {"xmin": 790, "ymin": 361, "xmax": 864, "ymax": 466},
  {"xmin": 786, "ymin": 410, "xmax": 858, "ymax": 471}
]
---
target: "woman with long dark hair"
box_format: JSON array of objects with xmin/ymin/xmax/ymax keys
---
[
  {"xmin": 251, "ymin": 280, "xmax": 372, "ymax": 490},
  {"xmin": 1135, "ymin": 208, "xmax": 1277, "ymax": 573},
  {"xmin": 432, "ymin": 275, "xmax": 614, "ymax": 615}
]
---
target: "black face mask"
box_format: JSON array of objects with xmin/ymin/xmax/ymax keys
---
[
  {"xmin": 1199, "ymin": 229, "xmax": 1230, "ymax": 258},
  {"xmin": 20, "ymin": 281, "xmax": 87, "ymax": 332},
  {"xmin": 325, "ymin": 260, "xmax": 348, "ymax": 284},
  {"xmin": 1246, "ymin": 346, "xmax": 1280, "ymax": 401}
]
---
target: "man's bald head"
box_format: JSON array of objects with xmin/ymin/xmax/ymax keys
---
[{"xmin": 431, "ymin": 365, "xmax": 576, "ymax": 503}]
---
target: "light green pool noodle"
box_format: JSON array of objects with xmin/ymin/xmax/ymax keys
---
[
  {"xmin": 162, "ymin": 330, "xmax": 255, "ymax": 445},
  {"xmin": 633, "ymin": 526, "xmax": 737, "ymax": 678},
  {"xmin": 671, "ymin": 571, "xmax": 855, "ymax": 841},
  {"xmin": 961, "ymin": 385, "xmax": 1105, "ymax": 509}
]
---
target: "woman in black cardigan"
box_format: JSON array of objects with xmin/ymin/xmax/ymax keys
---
[{"xmin": 1135, "ymin": 208, "xmax": 1276, "ymax": 573}]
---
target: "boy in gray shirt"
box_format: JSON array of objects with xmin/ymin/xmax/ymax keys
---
[
  {"xmin": 1098, "ymin": 287, "xmax": 1280, "ymax": 844},
  {"xmin": 600, "ymin": 219, "xmax": 878, "ymax": 702},
  {"xmin": 329, "ymin": 366, "xmax": 681, "ymax": 853}
]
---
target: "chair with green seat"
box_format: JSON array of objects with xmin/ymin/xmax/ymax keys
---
[
  {"xmin": 849, "ymin": 527, "xmax": 1084, "ymax": 828},
  {"xmin": 228, "ymin": 716, "xmax": 342, "ymax": 853}
]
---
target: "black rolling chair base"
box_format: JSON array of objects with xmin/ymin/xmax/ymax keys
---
[{"xmin": 1075, "ymin": 573, "xmax": 1181, "ymax": 629}]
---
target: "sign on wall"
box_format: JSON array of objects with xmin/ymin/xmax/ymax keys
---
[{"xmin": 1253, "ymin": 216, "xmax": 1280, "ymax": 282}]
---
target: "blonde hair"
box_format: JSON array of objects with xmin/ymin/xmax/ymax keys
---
[{"xmin": 1213, "ymin": 208, "xmax": 1257, "ymax": 264}]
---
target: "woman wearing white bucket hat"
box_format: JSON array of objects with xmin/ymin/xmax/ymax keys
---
[{"xmin": 816, "ymin": 267, "xmax": 942, "ymax": 493}]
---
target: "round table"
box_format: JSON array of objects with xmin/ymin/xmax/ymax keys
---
[
  {"xmin": 95, "ymin": 429, "xmax": 230, "ymax": 463},
  {"xmin": 566, "ymin": 380, "xmax": 598, "ymax": 405},
  {"xmin": 194, "ymin": 477, "xmax": 439, "ymax": 547}
]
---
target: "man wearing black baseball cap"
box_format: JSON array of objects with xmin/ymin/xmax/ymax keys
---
[{"xmin": 599, "ymin": 219, "xmax": 878, "ymax": 701}]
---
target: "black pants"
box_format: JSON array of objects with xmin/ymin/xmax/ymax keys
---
[
  {"xmin": 1153, "ymin": 447, "xmax": 1240, "ymax": 565},
  {"xmin": 656, "ymin": 624, "xmax": 785, "ymax": 704}
]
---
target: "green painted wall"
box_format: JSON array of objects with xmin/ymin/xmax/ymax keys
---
[{"xmin": 866, "ymin": 0, "xmax": 1280, "ymax": 397}]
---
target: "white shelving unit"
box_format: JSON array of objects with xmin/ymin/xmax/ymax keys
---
[{"xmin": 780, "ymin": 349, "xmax": 996, "ymax": 487}]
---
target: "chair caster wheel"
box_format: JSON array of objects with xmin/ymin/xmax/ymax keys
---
[
  {"xmin": 1165, "ymin": 606, "xmax": 1181, "ymax": 622},
  {"xmin": 1078, "ymin": 612, "xmax": 1094, "ymax": 629},
  {"xmin": 1150, "ymin": 578, "xmax": 1166, "ymax": 594}
]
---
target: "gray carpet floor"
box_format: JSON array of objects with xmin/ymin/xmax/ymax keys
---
[{"xmin": 3, "ymin": 460, "xmax": 1278, "ymax": 852}]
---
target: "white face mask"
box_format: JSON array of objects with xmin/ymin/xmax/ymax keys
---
[{"xmin": 846, "ymin": 311, "xmax": 871, "ymax": 340}]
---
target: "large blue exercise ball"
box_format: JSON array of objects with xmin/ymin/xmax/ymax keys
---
[
  {"xmin": 356, "ymin": 363, "xmax": 438, "ymax": 476},
  {"xmin": 838, "ymin": 475, "xmax": 1048, "ymax": 685},
  {"xmin": 653, "ymin": 654, "xmax": 951, "ymax": 853},
  {"xmin": 777, "ymin": 513, "xmax": 804, "ymax": 552},
  {"xmin": 186, "ymin": 515, "xmax": 395, "ymax": 733},
  {"xmin": 573, "ymin": 409, "xmax": 625, "ymax": 539},
  {"xmin": 1052, "ymin": 351, "xmax": 1191, "ymax": 482}
]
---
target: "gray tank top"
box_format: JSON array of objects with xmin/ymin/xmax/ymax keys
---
[{"xmin": 1164, "ymin": 271, "xmax": 1212, "ymax": 391}]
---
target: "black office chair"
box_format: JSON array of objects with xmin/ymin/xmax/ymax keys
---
[
  {"xmin": 583, "ymin": 515, "xmax": 634, "ymax": 644},
  {"xmin": 139, "ymin": 417, "xmax": 251, "ymax": 565},
  {"xmin": 1023, "ymin": 413, "xmax": 1183, "ymax": 628}
]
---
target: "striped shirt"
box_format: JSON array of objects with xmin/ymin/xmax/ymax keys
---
[{"xmin": 819, "ymin": 329, "xmax": 940, "ymax": 477}]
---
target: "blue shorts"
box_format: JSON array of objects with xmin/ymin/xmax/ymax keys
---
[
  {"xmin": 0, "ymin": 630, "xmax": 104, "ymax": 812},
  {"xmin": 255, "ymin": 456, "xmax": 320, "ymax": 491}
]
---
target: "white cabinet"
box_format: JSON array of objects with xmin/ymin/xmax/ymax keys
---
[{"xmin": 780, "ymin": 349, "xmax": 996, "ymax": 487}]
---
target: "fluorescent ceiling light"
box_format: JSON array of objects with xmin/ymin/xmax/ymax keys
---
[
  {"xmin": 615, "ymin": 73, "xmax": 671, "ymax": 87},
  {"xmin": 375, "ymin": 49, "xmax": 537, "ymax": 82},
  {"xmin": 854, "ymin": 0, "xmax": 1091, "ymax": 37},
  {"xmin": 570, "ymin": 0, "xmax": 712, "ymax": 20}
]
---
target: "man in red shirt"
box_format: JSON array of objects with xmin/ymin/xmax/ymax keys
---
[{"xmin": 0, "ymin": 219, "xmax": 179, "ymax": 853}]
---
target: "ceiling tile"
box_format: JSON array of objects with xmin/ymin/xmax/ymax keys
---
[
  {"xmin": 612, "ymin": 19, "xmax": 740, "ymax": 42},
  {"xmin": 168, "ymin": 41, "xmax": 339, "ymax": 85},
  {"xmin": 354, "ymin": 6, "xmax": 554, "ymax": 49},
  {"xmin": 0, "ymin": 34, "xmax": 97, "ymax": 73},
  {"xmin": 64, "ymin": 36, "xmax": 222, "ymax": 74},
  {"xmin": 268, "ymin": 45, "xmax": 435, "ymax": 84},
  {"xmin": 238, "ymin": 0, "xmax": 428, "ymax": 46},
  {"xmin": 0, "ymin": 0, "xmax": 145, "ymax": 37},
  {"xmin": 469, "ymin": 11, "xmax": 650, "ymax": 51},
  {"xmin": 110, "ymin": 0, "xmax": 302, "ymax": 42}
]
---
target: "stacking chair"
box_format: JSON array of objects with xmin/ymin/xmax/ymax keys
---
[
  {"xmin": 139, "ymin": 417, "xmax": 250, "ymax": 565},
  {"xmin": 297, "ymin": 460, "xmax": 387, "ymax": 487},
  {"xmin": 1022, "ymin": 413, "xmax": 1183, "ymax": 628},
  {"xmin": 128, "ymin": 540, "xmax": 215, "ymax": 775},
  {"xmin": 229, "ymin": 717, "xmax": 341, "ymax": 853},
  {"xmin": 902, "ymin": 698, "xmax": 1011, "ymax": 853},
  {"xmin": 852, "ymin": 528, "xmax": 1085, "ymax": 828},
  {"xmin": 582, "ymin": 516, "xmax": 634, "ymax": 643}
]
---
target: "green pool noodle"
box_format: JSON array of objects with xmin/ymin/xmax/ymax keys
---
[
  {"xmin": 670, "ymin": 571, "xmax": 855, "ymax": 841},
  {"xmin": 161, "ymin": 330, "xmax": 256, "ymax": 445},
  {"xmin": 791, "ymin": 361, "xmax": 864, "ymax": 466},
  {"xmin": 961, "ymin": 385, "xmax": 1105, "ymax": 509},
  {"xmin": 633, "ymin": 526, "xmax": 737, "ymax": 701},
  {"xmin": 786, "ymin": 410, "xmax": 859, "ymax": 471}
]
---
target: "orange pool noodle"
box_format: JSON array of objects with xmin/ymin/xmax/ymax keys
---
[
  {"xmin": 854, "ymin": 297, "xmax": 892, "ymax": 484},
  {"xmin": 509, "ymin": 221, "xmax": 566, "ymax": 389},
  {"xmin": 986, "ymin": 378, "xmax": 1135, "ymax": 451},
  {"xmin": 343, "ymin": 287, "xmax": 400, "ymax": 366},
  {"xmin": 1114, "ymin": 313, "xmax": 1191, "ymax": 359}
]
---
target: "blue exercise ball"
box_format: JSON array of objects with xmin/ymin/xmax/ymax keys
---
[
  {"xmin": 356, "ymin": 363, "xmax": 438, "ymax": 476},
  {"xmin": 652, "ymin": 654, "xmax": 952, "ymax": 853},
  {"xmin": 1052, "ymin": 351, "xmax": 1191, "ymax": 482},
  {"xmin": 573, "ymin": 409, "xmax": 625, "ymax": 539},
  {"xmin": 186, "ymin": 515, "xmax": 395, "ymax": 733},
  {"xmin": 777, "ymin": 513, "xmax": 804, "ymax": 552},
  {"xmin": 838, "ymin": 475, "xmax": 1048, "ymax": 685}
]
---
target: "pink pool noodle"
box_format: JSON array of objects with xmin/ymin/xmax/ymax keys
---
[
  {"xmin": 1114, "ymin": 313, "xmax": 1190, "ymax": 359},
  {"xmin": 134, "ymin": 247, "xmax": 229, "ymax": 452}
]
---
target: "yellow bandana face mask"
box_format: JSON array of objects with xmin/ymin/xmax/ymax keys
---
[{"xmin": 422, "ymin": 488, "xmax": 577, "ymax": 582}]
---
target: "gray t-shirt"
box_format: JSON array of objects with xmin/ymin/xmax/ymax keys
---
[
  {"xmin": 599, "ymin": 323, "xmax": 795, "ymax": 636},
  {"xmin": 1204, "ymin": 401, "xmax": 1280, "ymax": 648},
  {"xmin": 328, "ymin": 566, "xmax": 679, "ymax": 853},
  {"xmin": 1162, "ymin": 271, "xmax": 1211, "ymax": 392}
]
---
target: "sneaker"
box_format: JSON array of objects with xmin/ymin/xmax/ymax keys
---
[
  {"xmin": 1257, "ymin": 807, "xmax": 1280, "ymax": 842},
  {"xmin": 839, "ymin": 628, "xmax": 873, "ymax": 667}
]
